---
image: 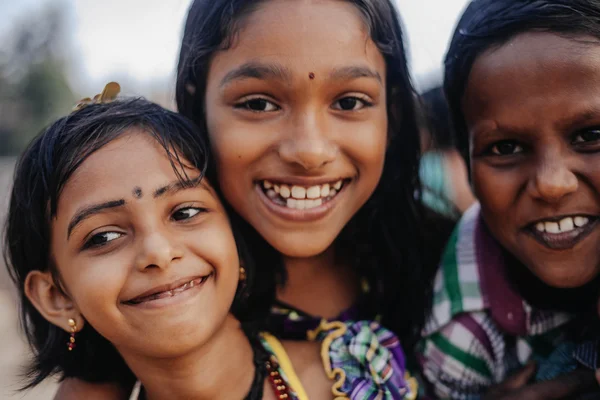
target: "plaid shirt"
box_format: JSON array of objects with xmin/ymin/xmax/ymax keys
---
[{"xmin": 418, "ymin": 204, "xmax": 574, "ymax": 399}]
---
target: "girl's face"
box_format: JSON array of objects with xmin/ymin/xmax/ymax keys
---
[
  {"xmin": 48, "ymin": 131, "xmax": 239, "ymax": 359},
  {"xmin": 204, "ymin": 0, "xmax": 388, "ymax": 258},
  {"xmin": 464, "ymin": 32, "xmax": 600, "ymax": 288}
]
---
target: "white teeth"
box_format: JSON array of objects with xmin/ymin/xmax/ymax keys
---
[
  {"xmin": 295, "ymin": 199, "xmax": 306, "ymax": 209},
  {"xmin": 280, "ymin": 185, "xmax": 291, "ymax": 198},
  {"xmin": 189, "ymin": 280, "xmax": 194, "ymax": 288},
  {"xmin": 306, "ymin": 185, "xmax": 320, "ymax": 199},
  {"xmin": 263, "ymin": 179, "xmax": 345, "ymax": 209},
  {"xmin": 545, "ymin": 221, "xmax": 560, "ymax": 234},
  {"xmin": 559, "ymin": 217, "xmax": 574, "ymax": 232},
  {"xmin": 574, "ymin": 216, "xmax": 589, "ymax": 227},
  {"xmin": 286, "ymin": 198, "xmax": 323, "ymax": 210},
  {"xmin": 291, "ymin": 185, "xmax": 306, "ymax": 199},
  {"xmin": 534, "ymin": 216, "xmax": 592, "ymax": 234}
]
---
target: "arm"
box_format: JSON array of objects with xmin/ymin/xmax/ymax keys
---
[{"xmin": 54, "ymin": 379, "xmax": 131, "ymax": 400}]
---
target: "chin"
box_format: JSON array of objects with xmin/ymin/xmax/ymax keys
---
[
  {"xmin": 269, "ymin": 236, "xmax": 335, "ymax": 259},
  {"xmin": 533, "ymin": 266, "xmax": 599, "ymax": 289}
]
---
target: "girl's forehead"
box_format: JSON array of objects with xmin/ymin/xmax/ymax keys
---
[{"xmin": 207, "ymin": 0, "xmax": 385, "ymax": 83}]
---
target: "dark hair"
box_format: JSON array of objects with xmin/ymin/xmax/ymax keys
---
[
  {"xmin": 445, "ymin": 0, "xmax": 600, "ymax": 162},
  {"xmin": 420, "ymin": 86, "xmax": 455, "ymax": 149},
  {"xmin": 176, "ymin": 0, "xmax": 453, "ymax": 351},
  {"xmin": 3, "ymin": 98, "xmax": 268, "ymax": 388}
]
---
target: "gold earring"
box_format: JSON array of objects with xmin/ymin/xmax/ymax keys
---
[
  {"xmin": 67, "ymin": 318, "xmax": 77, "ymax": 351},
  {"xmin": 239, "ymin": 266, "xmax": 247, "ymax": 282}
]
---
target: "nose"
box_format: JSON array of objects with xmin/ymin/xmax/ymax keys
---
[
  {"xmin": 278, "ymin": 110, "xmax": 337, "ymax": 170},
  {"xmin": 134, "ymin": 229, "xmax": 182, "ymax": 271},
  {"xmin": 528, "ymin": 152, "xmax": 578, "ymax": 203}
]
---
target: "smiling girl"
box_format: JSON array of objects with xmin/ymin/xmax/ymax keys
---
[
  {"xmin": 5, "ymin": 92, "xmax": 335, "ymax": 399},
  {"xmin": 54, "ymin": 0, "xmax": 451, "ymax": 398},
  {"xmin": 7, "ymin": 88, "xmax": 419, "ymax": 399},
  {"xmin": 419, "ymin": 1, "xmax": 600, "ymax": 398}
]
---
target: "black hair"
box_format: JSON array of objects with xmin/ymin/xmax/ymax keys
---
[
  {"xmin": 4, "ymin": 98, "xmax": 270, "ymax": 389},
  {"xmin": 176, "ymin": 0, "xmax": 454, "ymax": 351},
  {"xmin": 419, "ymin": 86, "xmax": 455, "ymax": 150},
  {"xmin": 445, "ymin": 0, "xmax": 600, "ymax": 162}
]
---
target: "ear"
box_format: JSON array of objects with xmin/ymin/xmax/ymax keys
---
[{"xmin": 24, "ymin": 270, "xmax": 85, "ymax": 333}]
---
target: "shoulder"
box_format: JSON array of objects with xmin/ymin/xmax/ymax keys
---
[
  {"xmin": 424, "ymin": 203, "xmax": 487, "ymax": 335},
  {"xmin": 418, "ymin": 310, "xmax": 504, "ymax": 398}
]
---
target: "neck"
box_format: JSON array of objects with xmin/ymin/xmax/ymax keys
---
[
  {"xmin": 120, "ymin": 315, "xmax": 255, "ymax": 400},
  {"xmin": 505, "ymin": 251, "xmax": 600, "ymax": 313},
  {"xmin": 277, "ymin": 245, "xmax": 360, "ymax": 318}
]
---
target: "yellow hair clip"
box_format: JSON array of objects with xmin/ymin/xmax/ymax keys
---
[{"xmin": 73, "ymin": 82, "xmax": 121, "ymax": 111}]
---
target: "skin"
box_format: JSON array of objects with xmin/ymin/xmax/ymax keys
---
[
  {"xmin": 464, "ymin": 32, "xmax": 600, "ymax": 288},
  {"xmin": 463, "ymin": 32, "xmax": 600, "ymax": 398},
  {"xmin": 28, "ymin": 131, "xmax": 255, "ymax": 399},
  {"xmin": 205, "ymin": 0, "xmax": 388, "ymax": 316},
  {"xmin": 54, "ymin": 0, "xmax": 391, "ymax": 397},
  {"xmin": 32, "ymin": 130, "xmax": 330, "ymax": 399}
]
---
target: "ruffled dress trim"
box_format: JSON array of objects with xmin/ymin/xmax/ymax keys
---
[{"xmin": 308, "ymin": 320, "xmax": 418, "ymax": 400}]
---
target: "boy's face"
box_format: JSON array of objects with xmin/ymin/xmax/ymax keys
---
[
  {"xmin": 464, "ymin": 32, "xmax": 600, "ymax": 288},
  {"xmin": 49, "ymin": 130, "xmax": 240, "ymax": 361}
]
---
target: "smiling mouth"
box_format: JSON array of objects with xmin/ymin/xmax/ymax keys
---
[
  {"xmin": 526, "ymin": 215, "xmax": 598, "ymax": 250},
  {"xmin": 257, "ymin": 179, "xmax": 348, "ymax": 210},
  {"xmin": 124, "ymin": 273, "xmax": 213, "ymax": 305}
]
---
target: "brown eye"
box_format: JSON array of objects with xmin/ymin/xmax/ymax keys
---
[
  {"xmin": 573, "ymin": 129, "xmax": 600, "ymax": 143},
  {"xmin": 235, "ymin": 97, "xmax": 279, "ymax": 112},
  {"xmin": 490, "ymin": 141, "xmax": 523, "ymax": 155},
  {"xmin": 172, "ymin": 207, "xmax": 205, "ymax": 221},
  {"xmin": 83, "ymin": 232, "xmax": 122, "ymax": 249},
  {"xmin": 332, "ymin": 96, "xmax": 372, "ymax": 111}
]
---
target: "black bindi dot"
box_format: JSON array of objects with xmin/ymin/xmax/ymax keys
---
[
  {"xmin": 308, "ymin": 72, "xmax": 315, "ymax": 80},
  {"xmin": 133, "ymin": 187, "xmax": 143, "ymax": 199}
]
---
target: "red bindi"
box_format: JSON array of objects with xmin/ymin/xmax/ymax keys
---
[{"xmin": 308, "ymin": 72, "xmax": 315, "ymax": 80}]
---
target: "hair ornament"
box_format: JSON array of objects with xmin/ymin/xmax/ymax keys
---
[{"xmin": 73, "ymin": 82, "xmax": 121, "ymax": 111}]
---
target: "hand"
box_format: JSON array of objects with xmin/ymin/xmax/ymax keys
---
[{"xmin": 484, "ymin": 362, "xmax": 598, "ymax": 400}]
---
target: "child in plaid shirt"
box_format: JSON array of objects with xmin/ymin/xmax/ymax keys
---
[{"xmin": 418, "ymin": 1, "xmax": 600, "ymax": 398}]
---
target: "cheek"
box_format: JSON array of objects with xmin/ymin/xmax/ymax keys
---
[
  {"xmin": 472, "ymin": 163, "xmax": 519, "ymax": 214},
  {"xmin": 343, "ymin": 114, "xmax": 388, "ymax": 175},
  {"xmin": 60, "ymin": 256, "xmax": 129, "ymax": 330},
  {"xmin": 188, "ymin": 217, "xmax": 240, "ymax": 288}
]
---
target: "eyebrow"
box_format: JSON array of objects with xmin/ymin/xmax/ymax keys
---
[
  {"xmin": 153, "ymin": 177, "xmax": 210, "ymax": 198},
  {"xmin": 220, "ymin": 61, "xmax": 293, "ymax": 87},
  {"xmin": 67, "ymin": 200, "xmax": 125, "ymax": 238},
  {"xmin": 329, "ymin": 65, "xmax": 382, "ymax": 83}
]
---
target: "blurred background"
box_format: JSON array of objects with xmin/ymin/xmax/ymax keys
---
[{"xmin": 0, "ymin": 0, "xmax": 469, "ymax": 398}]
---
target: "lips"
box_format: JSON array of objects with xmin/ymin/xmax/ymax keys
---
[
  {"xmin": 526, "ymin": 215, "xmax": 599, "ymax": 250},
  {"xmin": 123, "ymin": 273, "xmax": 213, "ymax": 305}
]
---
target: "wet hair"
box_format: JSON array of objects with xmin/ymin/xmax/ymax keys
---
[
  {"xmin": 419, "ymin": 86, "xmax": 455, "ymax": 150},
  {"xmin": 176, "ymin": 0, "xmax": 454, "ymax": 351},
  {"xmin": 445, "ymin": 0, "xmax": 600, "ymax": 162},
  {"xmin": 4, "ymin": 98, "xmax": 268, "ymax": 388}
]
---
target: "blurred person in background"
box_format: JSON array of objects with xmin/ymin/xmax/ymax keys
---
[{"xmin": 419, "ymin": 86, "xmax": 475, "ymax": 218}]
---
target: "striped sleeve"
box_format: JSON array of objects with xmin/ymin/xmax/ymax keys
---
[{"xmin": 419, "ymin": 311, "xmax": 504, "ymax": 400}]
